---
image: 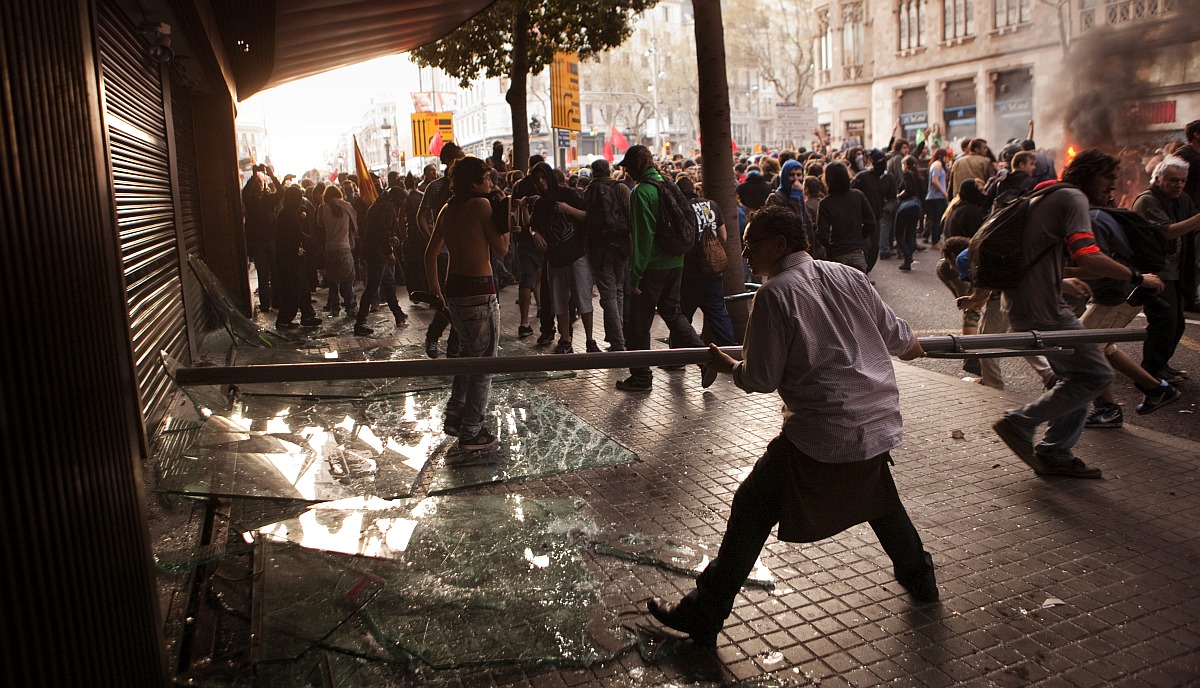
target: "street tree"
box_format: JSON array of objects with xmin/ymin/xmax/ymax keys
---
[
  {"xmin": 726, "ymin": 0, "xmax": 813, "ymax": 106},
  {"xmin": 410, "ymin": 0, "xmax": 657, "ymax": 172}
]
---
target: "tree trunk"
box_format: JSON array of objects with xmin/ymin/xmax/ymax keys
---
[
  {"xmin": 692, "ymin": 0, "xmax": 747, "ymax": 341},
  {"xmin": 507, "ymin": 10, "xmax": 531, "ymax": 172}
]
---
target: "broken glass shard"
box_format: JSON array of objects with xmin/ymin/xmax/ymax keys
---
[
  {"xmin": 188, "ymin": 254, "xmax": 278, "ymax": 348},
  {"xmin": 425, "ymin": 382, "xmax": 637, "ymax": 494},
  {"xmin": 594, "ymin": 532, "xmax": 774, "ymax": 589},
  {"xmin": 252, "ymin": 496, "xmax": 634, "ymax": 668}
]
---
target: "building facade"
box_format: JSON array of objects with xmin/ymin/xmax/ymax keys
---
[{"xmin": 813, "ymin": 0, "xmax": 1196, "ymax": 151}]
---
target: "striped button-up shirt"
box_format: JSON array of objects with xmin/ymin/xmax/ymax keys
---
[{"xmin": 732, "ymin": 252, "xmax": 916, "ymax": 463}]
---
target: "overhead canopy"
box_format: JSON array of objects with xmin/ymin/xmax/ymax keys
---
[{"xmin": 210, "ymin": 0, "xmax": 497, "ymax": 99}]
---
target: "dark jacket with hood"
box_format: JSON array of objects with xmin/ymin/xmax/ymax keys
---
[{"xmin": 944, "ymin": 180, "xmax": 989, "ymax": 238}]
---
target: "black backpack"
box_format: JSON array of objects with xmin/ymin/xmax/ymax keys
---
[
  {"xmin": 642, "ymin": 178, "xmax": 698, "ymax": 255},
  {"xmin": 968, "ymin": 183, "xmax": 1072, "ymax": 290},
  {"xmin": 584, "ymin": 179, "xmax": 629, "ymax": 248},
  {"xmin": 1099, "ymin": 205, "xmax": 1171, "ymax": 273}
]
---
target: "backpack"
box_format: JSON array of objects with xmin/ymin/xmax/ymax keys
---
[
  {"xmin": 968, "ymin": 182, "xmax": 1072, "ymax": 290},
  {"xmin": 1097, "ymin": 206, "xmax": 1170, "ymax": 273},
  {"xmin": 584, "ymin": 179, "xmax": 629, "ymax": 249},
  {"xmin": 642, "ymin": 178, "xmax": 698, "ymax": 255}
]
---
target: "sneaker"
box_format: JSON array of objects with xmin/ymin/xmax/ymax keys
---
[
  {"xmin": 585, "ymin": 339, "xmax": 601, "ymax": 353},
  {"xmin": 992, "ymin": 416, "xmax": 1043, "ymax": 472},
  {"xmin": 394, "ymin": 311, "xmax": 408, "ymax": 326},
  {"xmin": 518, "ymin": 325, "xmax": 534, "ymax": 338},
  {"xmin": 1137, "ymin": 383, "xmax": 1181, "ymax": 415},
  {"xmin": 353, "ymin": 324, "xmax": 374, "ymax": 336},
  {"xmin": 898, "ymin": 261, "xmax": 912, "ymax": 272},
  {"xmin": 1035, "ymin": 457, "xmax": 1102, "ymax": 479},
  {"xmin": 616, "ymin": 376, "xmax": 652, "ymax": 392},
  {"xmin": 553, "ymin": 339, "xmax": 573, "ymax": 354},
  {"xmin": 299, "ymin": 317, "xmax": 323, "ymax": 327},
  {"xmin": 458, "ymin": 427, "xmax": 497, "ymax": 452},
  {"xmin": 443, "ymin": 414, "xmax": 462, "ymax": 438},
  {"xmin": 536, "ymin": 331, "xmax": 556, "ymax": 346},
  {"xmin": 425, "ymin": 339, "xmax": 439, "ymax": 359},
  {"xmin": 344, "ymin": 308, "xmax": 357, "ymax": 318},
  {"xmin": 1156, "ymin": 367, "xmax": 1188, "ymax": 384},
  {"xmin": 1085, "ymin": 402, "xmax": 1123, "ymax": 428},
  {"xmin": 275, "ymin": 320, "xmax": 299, "ymax": 330}
]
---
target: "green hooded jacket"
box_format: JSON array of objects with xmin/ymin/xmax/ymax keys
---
[{"xmin": 629, "ymin": 167, "xmax": 685, "ymax": 286}]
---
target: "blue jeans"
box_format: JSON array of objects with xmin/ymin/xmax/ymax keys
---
[
  {"xmin": 445, "ymin": 294, "xmax": 500, "ymax": 437},
  {"xmin": 1005, "ymin": 316, "xmax": 1114, "ymax": 462},
  {"xmin": 676, "ymin": 271, "xmax": 737, "ymax": 347},
  {"xmin": 587, "ymin": 245, "xmax": 628, "ymax": 350}
]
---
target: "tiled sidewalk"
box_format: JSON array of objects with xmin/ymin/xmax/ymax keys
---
[{"xmin": 225, "ymin": 290, "xmax": 1200, "ymax": 686}]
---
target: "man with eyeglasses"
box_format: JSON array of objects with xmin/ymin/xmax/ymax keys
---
[
  {"xmin": 646, "ymin": 204, "xmax": 937, "ymax": 648},
  {"xmin": 1132, "ymin": 155, "xmax": 1200, "ymax": 384}
]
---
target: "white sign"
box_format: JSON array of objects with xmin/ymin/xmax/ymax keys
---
[{"xmin": 775, "ymin": 103, "xmax": 819, "ymax": 145}]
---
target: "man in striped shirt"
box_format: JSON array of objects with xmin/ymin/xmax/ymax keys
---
[{"xmin": 647, "ymin": 204, "xmax": 937, "ymax": 647}]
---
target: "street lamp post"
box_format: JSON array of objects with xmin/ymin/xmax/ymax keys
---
[
  {"xmin": 645, "ymin": 40, "xmax": 661, "ymax": 154},
  {"xmin": 381, "ymin": 117, "xmax": 393, "ymax": 173}
]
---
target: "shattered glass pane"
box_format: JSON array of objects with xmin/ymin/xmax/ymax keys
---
[
  {"xmin": 157, "ymin": 394, "xmax": 447, "ymax": 501},
  {"xmin": 594, "ymin": 532, "xmax": 774, "ymax": 590},
  {"xmin": 425, "ymin": 383, "xmax": 637, "ymax": 494},
  {"xmin": 252, "ymin": 496, "xmax": 634, "ymax": 668},
  {"xmin": 162, "ymin": 352, "xmax": 234, "ymax": 415},
  {"xmin": 154, "ymin": 541, "xmax": 256, "ymax": 572},
  {"xmin": 157, "ymin": 383, "xmax": 634, "ymax": 502},
  {"xmin": 188, "ymin": 254, "xmax": 278, "ymax": 348}
]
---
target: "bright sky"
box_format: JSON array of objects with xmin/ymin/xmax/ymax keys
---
[{"xmin": 236, "ymin": 54, "xmax": 434, "ymax": 174}]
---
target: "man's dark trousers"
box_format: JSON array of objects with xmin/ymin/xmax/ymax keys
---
[{"xmin": 625, "ymin": 267, "xmax": 703, "ymax": 385}]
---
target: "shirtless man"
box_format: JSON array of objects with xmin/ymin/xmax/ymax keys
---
[{"xmin": 424, "ymin": 156, "xmax": 510, "ymax": 451}]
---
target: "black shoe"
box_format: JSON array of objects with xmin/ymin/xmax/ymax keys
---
[
  {"xmin": 1137, "ymin": 383, "xmax": 1181, "ymax": 414},
  {"xmin": 457, "ymin": 427, "xmax": 497, "ymax": 452},
  {"xmin": 879, "ymin": 250, "xmax": 894, "ymax": 259},
  {"xmin": 701, "ymin": 364, "xmax": 718, "ymax": 388},
  {"xmin": 443, "ymin": 414, "xmax": 462, "ymax": 438},
  {"xmin": 353, "ymin": 324, "xmax": 374, "ymax": 336},
  {"xmin": 992, "ymin": 416, "xmax": 1042, "ymax": 473},
  {"xmin": 897, "ymin": 569, "xmax": 940, "ymax": 604},
  {"xmin": 393, "ymin": 311, "xmax": 408, "ymax": 326},
  {"xmin": 616, "ymin": 376, "xmax": 652, "ymax": 392},
  {"xmin": 345, "ymin": 308, "xmax": 357, "ymax": 318},
  {"xmin": 1157, "ymin": 366, "xmax": 1188, "ymax": 384},
  {"xmin": 425, "ymin": 339, "xmax": 439, "ymax": 359},
  {"xmin": 518, "ymin": 325, "xmax": 534, "ymax": 338},
  {"xmin": 553, "ymin": 339, "xmax": 573, "ymax": 354},
  {"xmin": 647, "ymin": 596, "xmax": 721, "ymax": 647},
  {"xmin": 962, "ymin": 357, "xmax": 982, "ymax": 376},
  {"xmin": 536, "ymin": 332, "xmax": 556, "ymax": 346},
  {"xmin": 585, "ymin": 339, "xmax": 601, "ymax": 353},
  {"xmin": 898, "ymin": 261, "xmax": 912, "ymax": 271},
  {"xmin": 299, "ymin": 317, "xmax": 323, "ymax": 327},
  {"xmin": 275, "ymin": 320, "xmax": 299, "ymax": 330},
  {"xmin": 1035, "ymin": 457, "xmax": 1102, "ymax": 479}
]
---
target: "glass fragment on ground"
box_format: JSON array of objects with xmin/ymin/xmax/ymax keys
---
[
  {"xmin": 593, "ymin": 532, "xmax": 774, "ymax": 589},
  {"xmin": 188, "ymin": 254, "xmax": 278, "ymax": 347},
  {"xmin": 251, "ymin": 496, "xmax": 634, "ymax": 669},
  {"xmin": 156, "ymin": 382, "xmax": 634, "ymax": 502}
]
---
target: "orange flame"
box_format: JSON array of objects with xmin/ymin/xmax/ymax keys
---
[{"xmin": 1067, "ymin": 146, "xmax": 1077, "ymax": 158}]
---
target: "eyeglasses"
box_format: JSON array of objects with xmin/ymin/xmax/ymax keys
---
[{"xmin": 741, "ymin": 236, "xmax": 774, "ymax": 255}]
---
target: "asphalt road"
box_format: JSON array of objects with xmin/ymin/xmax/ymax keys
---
[{"xmin": 869, "ymin": 247, "xmax": 1200, "ymax": 444}]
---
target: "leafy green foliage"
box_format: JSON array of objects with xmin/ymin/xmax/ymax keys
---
[{"xmin": 411, "ymin": 0, "xmax": 658, "ymax": 87}]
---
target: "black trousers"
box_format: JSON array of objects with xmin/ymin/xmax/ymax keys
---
[
  {"xmin": 694, "ymin": 437, "xmax": 934, "ymax": 619},
  {"xmin": 1141, "ymin": 278, "xmax": 1186, "ymax": 376},
  {"xmin": 274, "ymin": 256, "xmax": 315, "ymax": 324},
  {"xmin": 357, "ymin": 257, "xmax": 405, "ymax": 325},
  {"xmin": 425, "ymin": 252, "xmax": 459, "ymax": 352},
  {"xmin": 625, "ymin": 267, "xmax": 703, "ymax": 383}
]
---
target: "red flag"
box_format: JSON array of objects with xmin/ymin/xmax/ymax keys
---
[
  {"xmin": 731, "ymin": 139, "xmax": 739, "ymax": 153},
  {"xmin": 352, "ymin": 135, "xmax": 378, "ymax": 206},
  {"xmin": 610, "ymin": 124, "xmax": 629, "ymax": 152},
  {"xmin": 427, "ymin": 130, "xmax": 444, "ymax": 157},
  {"xmin": 603, "ymin": 140, "xmax": 614, "ymax": 162},
  {"xmin": 328, "ymin": 170, "xmax": 338, "ymax": 182}
]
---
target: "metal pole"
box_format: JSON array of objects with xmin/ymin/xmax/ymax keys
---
[{"xmin": 171, "ymin": 328, "xmax": 1145, "ymax": 387}]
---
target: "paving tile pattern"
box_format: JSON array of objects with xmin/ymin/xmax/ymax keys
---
[{"xmin": 231, "ymin": 294, "xmax": 1200, "ymax": 686}]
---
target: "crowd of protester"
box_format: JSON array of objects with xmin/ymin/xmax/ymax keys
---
[{"xmin": 240, "ymin": 118, "xmax": 1200, "ymax": 455}]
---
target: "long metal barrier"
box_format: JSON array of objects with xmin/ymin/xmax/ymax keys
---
[{"xmin": 170, "ymin": 328, "xmax": 1145, "ymax": 387}]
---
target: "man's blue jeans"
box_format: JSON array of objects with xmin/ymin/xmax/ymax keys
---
[
  {"xmin": 587, "ymin": 245, "xmax": 628, "ymax": 350},
  {"xmin": 1005, "ymin": 316, "xmax": 1114, "ymax": 462},
  {"xmin": 675, "ymin": 271, "xmax": 737, "ymax": 347},
  {"xmin": 445, "ymin": 294, "xmax": 499, "ymax": 437}
]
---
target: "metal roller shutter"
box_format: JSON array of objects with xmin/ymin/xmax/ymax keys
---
[
  {"xmin": 97, "ymin": 0, "xmax": 190, "ymax": 428},
  {"xmin": 171, "ymin": 82, "xmax": 214, "ymax": 335}
]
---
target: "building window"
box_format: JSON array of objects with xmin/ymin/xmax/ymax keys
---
[
  {"xmin": 841, "ymin": 3, "xmax": 865, "ymax": 79},
  {"xmin": 897, "ymin": 0, "xmax": 926, "ymax": 51},
  {"xmin": 944, "ymin": 0, "xmax": 975, "ymax": 40},
  {"xmin": 993, "ymin": 0, "xmax": 1030, "ymax": 27},
  {"xmin": 816, "ymin": 8, "xmax": 833, "ymax": 84}
]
